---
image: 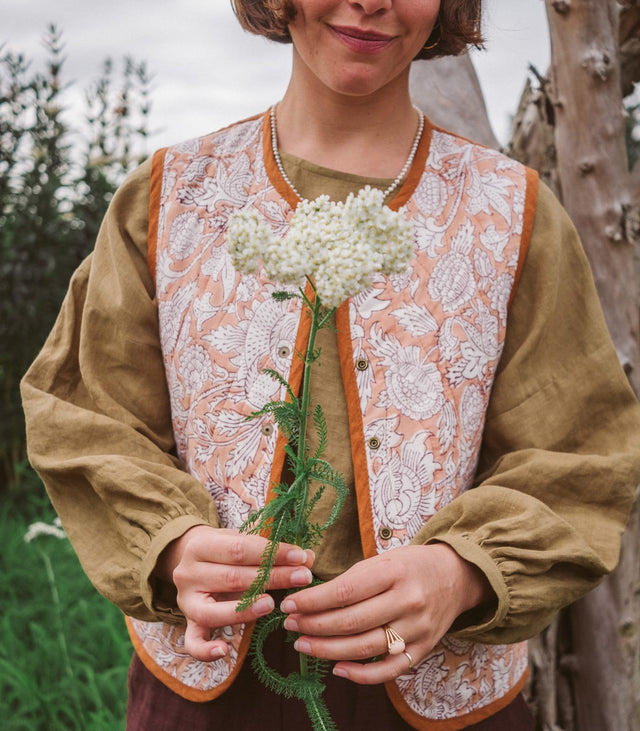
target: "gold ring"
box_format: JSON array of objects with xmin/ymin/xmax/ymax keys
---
[
  {"xmin": 383, "ymin": 624, "xmax": 406, "ymax": 655},
  {"xmin": 403, "ymin": 650, "xmax": 415, "ymax": 670}
]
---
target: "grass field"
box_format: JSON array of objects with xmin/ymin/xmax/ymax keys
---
[{"xmin": 1, "ymin": 480, "xmax": 132, "ymax": 730}]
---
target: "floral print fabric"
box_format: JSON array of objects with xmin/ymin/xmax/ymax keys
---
[{"xmin": 130, "ymin": 113, "xmax": 531, "ymax": 724}]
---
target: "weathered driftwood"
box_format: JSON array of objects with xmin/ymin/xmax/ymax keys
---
[
  {"xmin": 547, "ymin": 0, "xmax": 638, "ymax": 381},
  {"xmin": 508, "ymin": 73, "xmax": 560, "ymax": 197},
  {"xmin": 409, "ymin": 54, "xmax": 499, "ymax": 148},
  {"xmin": 544, "ymin": 1, "xmax": 640, "ymax": 729}
]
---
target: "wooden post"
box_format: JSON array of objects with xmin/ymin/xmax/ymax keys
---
[
  {"xmin": 545, "ymin": 1, "xmax": 640, "ymax": 728},
  {"xmin": 546, "ymin": 0, "xmax": 639, "ymax": 385}
]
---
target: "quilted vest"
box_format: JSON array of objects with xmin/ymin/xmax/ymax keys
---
[{"xmin": 127, "ymin": 111, "xmax": 539, "ymax": 730}]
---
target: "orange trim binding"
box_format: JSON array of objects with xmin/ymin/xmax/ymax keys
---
[
  {"xmin": 125, "ymin": 615, "xmax": 255, "ymax": 703},
  {"xmin": 335, "ymin": 302, "xmax": 378, "ymax": 560},
  {"xmin": 263, "ymin": 111, "xmax": 433, "ymax": 213},
  {"xmin": 385, "ymin": 667, "xmax": 529, "ymax": 731},
  {"xmin": 262, "ymin": 111, "xmax": 301, "ymax": 211},
  {"xmin": 147, "ymin": 148, "xmax": 167, "ymax": 282},
  {"xmin": 263, "ymin": 281, "xmax": 312, "ymax": 509},
  {"xmin": 508, "ymin": 167, "xmax": 539, "ymax": 308},
  {"xmin": 389, "ymin": 115, "xmax": 432, "ymax": 211}
]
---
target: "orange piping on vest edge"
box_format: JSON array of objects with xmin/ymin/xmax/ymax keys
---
[
  {"xmin": 389, "ymin": 114, "xmax": 433, "ymax": 212},
  {"xmin": 263, "ymin": 111, "xmax": 302, "ymax": 212},
  {"xmin": 509, "ymin": 167, "xmax": 539, "ymax": 309},
  {"xmin": 385, "ymin": 667, "xmax": 529, "ymax": 731},
  {"xmin": 335, "ymin": 302, "xmax": 378, "ymax": 560},
  {"xmin": 335, "ymin": 299, "xmax": 530, "ymax": 727},
  {"xmin": 263, "ymin": 279, "xmax": 312, "ymax": 512},
  {"xmin": 147, "ymin": 147, "xmax": 167, "ymax": 282},
  {"xmin": 263, "ymin": 110, "xmax": 434, "ymax": 214},
  {"xmin": 125, "ymin": 615, "xmax": 255, "ymax": 703}
]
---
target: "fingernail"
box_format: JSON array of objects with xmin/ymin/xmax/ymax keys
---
[
  {"xmin": 280, "ymin": 598, "xmax": 297, "ymax": 613},
  {"xmin": 287, "ymin": 549, "xmax": 306, "ymax": 564},
  {"xmin": 211, "ymin": 647, "xmax": 227, "ymax": 660},
  {"xmin": 283, "ymin": 616, "xmax": 298, "ymax": 632},
  {"xmin": 252, "ymin": 596, "xmax": 274, "ymax": 616},
  {"xmin": 333, "ymin": 666, "xmax": 349, "ymax": 679},
  {"xmin": 291, "ymin": 567, "xmax": 312, "ymax": 585},
  {"xmin": 294, "ymin": 639, "xmax": 311, "ymax": 654}
]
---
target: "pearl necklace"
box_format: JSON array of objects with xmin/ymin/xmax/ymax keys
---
[{"xmin": 270, "ymin": 104, "xmax": 424, "ymax": 202}]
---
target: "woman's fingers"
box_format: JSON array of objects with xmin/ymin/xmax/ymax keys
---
[
  {"xmin": 283, "ymin": 590, "xmax": 394, "ymax": 637},
  {"xmin": 292, "ymin": 624, "xmax": 390, "ymax": 662},
  {"xmin": 332, "ymin": 650, "xmax": 417, "ymax": 685},
  {"xmin": 275, "ymin": 545, "xmax": 487, "ymax": 683},
  {"xmin": 181, "ymin": 592, "xmax": 277, "ymax": 638},
  {"xmin": 280, "ymin": 554, "xmax": 394, "ymax": 615},
  {"xmin": 189, "ymin": 529, "xmax": 313, "ymax": 568},
  {"xmin": 180, "ymin": 560, "xmax": 313, "ymax": 595},
  {"xmin": 183, "ymin": 619, "xmax": 230, "ymax": 662}
]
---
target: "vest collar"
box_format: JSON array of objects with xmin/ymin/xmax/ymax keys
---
[{"xmin": 261, "ymin": 109, "xmax": 433, "ymax": 212}]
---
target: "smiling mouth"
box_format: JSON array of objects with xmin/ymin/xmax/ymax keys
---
[
  {"xmin": 331, "ymin": 25, "xmax": 395, "ymax": 42},
  {"xmin": 329, "ymin": 24, "xmax": 396, "ymax": 53}
]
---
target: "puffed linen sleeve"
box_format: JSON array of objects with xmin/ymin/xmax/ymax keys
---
[
  {"xmin": 21, "ymin": 160, "xmax": 218, "ymax": 623},
  {"xmin": 413, "ymin": 181, "xmax": 640, "ymax": 644}
]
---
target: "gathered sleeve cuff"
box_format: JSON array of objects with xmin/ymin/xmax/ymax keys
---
[
  {"xmin": 21, "ymin": 160, "xmax": 219, "ymax": 622},
  {"xmin": 412, "ymin": 181, "xmax": 640, "ymax": 643}
]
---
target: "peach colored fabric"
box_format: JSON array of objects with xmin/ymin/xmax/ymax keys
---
[{"xmin": 130, "ymin": 112, "xmax": 533, "ymax": 726}]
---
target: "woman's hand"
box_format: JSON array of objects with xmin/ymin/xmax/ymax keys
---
[
  {"xmin": 279, "ymin": 543, "xmax": 493, "ymax": 684},
  {"xmin": 157, "ymin": 525, "xmax": 314, "ymax": 662}
]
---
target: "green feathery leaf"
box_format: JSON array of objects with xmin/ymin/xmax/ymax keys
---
[
  {"xmin": 272, "ymin": 290, "xmax": 301, "ymax": 302},
  {"xmin": 312, "ymin": 404, "xmax": 328, "ymax": 459},
  {"xmin": 262, "ymin": 367, "xmax": 299, "ymax": 402},
  {"xmin": 306, "ymin": 461, "xmax": 348, "ymax": 531},
  {"xmin": 308, "ymin": 346, "xmax": 323, "ymax": 364},
  {"xmin": 304, "ymin": 694, "xmax": 339, "ymax": 731},
  {"xmin": 303, "ymin": 485, "xmax": 326, "ymax": 527},
  {"xmin": 249, "ymin": 613, "xmax": 338, "ymax": 731}
]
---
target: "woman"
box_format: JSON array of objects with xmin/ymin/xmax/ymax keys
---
[{"xmin": 21, "ymin": 0, "xmax": 640, "ymax": 729}]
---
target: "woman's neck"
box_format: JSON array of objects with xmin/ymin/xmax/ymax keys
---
[{"xmin": 276, "ymin": 64, "xmax": 420, "ymax": 179}]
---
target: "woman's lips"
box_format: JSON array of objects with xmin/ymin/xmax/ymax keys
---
[{"xmin": 329, "ymin": 24, "xmax": 396, "ymax": 54}]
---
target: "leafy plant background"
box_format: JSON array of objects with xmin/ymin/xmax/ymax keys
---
[
  {"xmin": 1, "ymin": 27, "xmax": 149, "ymax": 729},
  {"xmin": 1, "ymin": 476, "xmax": 132, "ymax": 730}
]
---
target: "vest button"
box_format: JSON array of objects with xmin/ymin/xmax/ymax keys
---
[
  {"xmin": 368, "ymin": 437, "xmax": 381, "ymax": 450},
  {"xmin": 356, "ymin": 359, "xmax": 369, "ymax": 371},
  {"xmin": 278, "ymin": 346, "xmax": 291, "ymax": 359},
  {"xmin": 261, "ymin": 424, "xmax": 274, "ymax": 437},
  {"xmin": 379, "ymin": 526, "xmax": 393, "ymax": 540}
]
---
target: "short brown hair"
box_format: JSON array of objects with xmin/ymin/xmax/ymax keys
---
[{"xmin": 230, "ymin": 1, "xmax": 483, "ymax": 60}]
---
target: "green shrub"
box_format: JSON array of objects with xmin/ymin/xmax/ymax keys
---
[{"xmin": 1, "ymin": 25, "xmax": 151, "ymax": 495}]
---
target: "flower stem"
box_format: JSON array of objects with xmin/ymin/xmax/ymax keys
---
[
  {"xmin": 293, "ymin": 281, "xmax": 325, "ymax": 715},
  {"xmin": 40, "ymin": 549, "xmax": 86, "ymax": 727},
  {"xmin": 293, "ymin": 278, "xmax": 324, "ymax": 547}
]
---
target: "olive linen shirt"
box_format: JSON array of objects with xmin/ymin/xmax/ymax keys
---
[{"xmin": 21, "ymin": 151, "xmax": 640, "ymax": 647}]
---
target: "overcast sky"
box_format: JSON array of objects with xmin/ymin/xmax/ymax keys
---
[{"xmin": 4, "ymin": 0, "xmax": 550, "ymax": 148}]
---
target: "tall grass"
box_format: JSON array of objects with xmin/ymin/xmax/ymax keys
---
[{"xmin": 0, "ymin": 484, "xmax": 132, "ymax": 730}]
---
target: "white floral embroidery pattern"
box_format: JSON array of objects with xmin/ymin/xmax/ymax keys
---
[
  {"xmin": 346, "ymin": 128, "xmax": 530, "ymax": 719},
  {"xmin": 168, "ymin": 211, "xmax": 206, "ymax": 260},
  {"xmin": 131, "ymin": 119, "xmax": 531, "ymax": 720}
]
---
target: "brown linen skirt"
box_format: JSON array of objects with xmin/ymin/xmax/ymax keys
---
[{"xmin": 126, "ymin": 622, "xmax": 534, "ymax": 731}]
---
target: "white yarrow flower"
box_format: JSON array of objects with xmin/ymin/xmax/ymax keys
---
[
  {"xmin": 24, "ymin": 517, "xmax": 67, "ymax": 543},
  {"xmin": 227, "ymin": 187, "xmax": 413, "ymax": 308}
]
